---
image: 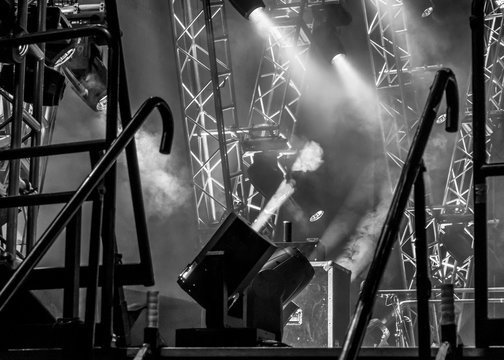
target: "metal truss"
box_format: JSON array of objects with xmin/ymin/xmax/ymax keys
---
[
  {"xmin": 443, "ymin": 1, "xmax": 504, "ymax": 213},
  {"xmin": 362, "ymin": 0, "xmax": 436, "ymax": 295},
  {"xmin": 363, "ymin": 0, "xmax": 419, "ymax": 183},
  {"xmin": 244, "ymin": 0, "xmax": 346, "ymax": 235},
  {"xmin": 439, "ymin": 0, "xmax": 504, "ymax": 290},
  {"xmin": 170, "ymin": 0, "xmax": 246, "ymax": 236},
  {"xmin": 244, "ymin": 0, "xmax": 316, "ymax": 231},
  {"xmin": 362, "ymin": 2, "xmax": 475, "ymax": 347}
]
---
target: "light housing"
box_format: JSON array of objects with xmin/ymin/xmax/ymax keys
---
[
  {"xmin": 0, "ymin": 64, "xmax": 67, "ymax": 106},
  {"xmin": 246, "ymin": 246, "xmax": 315, "ymax": 340},
  {"xmin": 247, "ymin": 152, "xmax": 285, "ymax": 200},
  {"xmin": 177, "ymin": 213, "xmax": 277, "ymax": 313},
  {"xmin": 28, "ymin": 6, "xmax": 78, "ymax": 67},
  {"xmin": 177, "ymin": 213, "xmax": 314, "ymax": 343},
  {"xmin": 311, "ymin": 4, "xmax": 351, "ymax": 64},
  {"xmin": 62, "ymin": 37, "xmax": 107, "ymax": 112},
  {"xmin": 228, "ymin": 0, "xmax": 265, "ymax": 19}
]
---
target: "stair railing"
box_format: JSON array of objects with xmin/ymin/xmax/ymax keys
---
[
  {"xmin": 339, "ymin": 68, "xmax": 459, "ymax": 360},
  {"xmin": 0, "ymin": 95, "xmax": 174, "ymax": 312}
]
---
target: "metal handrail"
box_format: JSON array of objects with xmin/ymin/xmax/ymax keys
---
[
  {"xmin": 0, "ymin": 96, "xmax": 174, "ymax": 312},
  {"xmin": 339, "ymin": 68, "xmax": 459, "ymax": 360}
]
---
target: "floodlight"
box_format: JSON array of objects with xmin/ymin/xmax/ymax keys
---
[
  {"xmin": 404, "ymin": 0, "xmax": 435, "ymax": 18},
  {"xmin": 246, "ymin": 246, "xmax": 315, "ymax": 340},
  {"xmin": 177, "ymin": 212, "xmax": 277, "ymax": 317},
  {"xmin": 0, "ymin": 64, "xmax": 67, "ymax": 106},
  {"xmin": 62, "ymin": 37, "xmax": 107, "ymax": 111},
  {"xmin": 247, "ymin": 152, "xmax": 284, "ymax": 200},
  {"xmin": 28, "ymin": 6, "xmax": 78, "ymax": 67},
  {"xmin": 228, "ymin": 0, "xmax": 265, "ymax": 19},
  {"xmin": 176, "ymin": 213, "xmax": 315, "ymax": 346},
  {"xmin": 311, "ymin": 4, "xmax": 350, "ymax": 64}
]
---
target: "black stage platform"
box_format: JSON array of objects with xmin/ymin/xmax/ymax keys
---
[{"xmin": 3, "ymin": 347, "xmax": 504, "ymax": 360}]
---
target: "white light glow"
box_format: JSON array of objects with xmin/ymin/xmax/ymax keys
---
[
  {"xmin": 332, "ymin": 55, "xmax": 379, "ymax": 128},
  {"xmin": 249, "ymin": 7, "xmax": 283, "ymax": 43},
  {"xmin": 252, "ymin": 179, "xmax": 295, "ymax": 232},
  {"xmin": 331, "ymin": 53, "xmax": 346, "ymax": 65}
]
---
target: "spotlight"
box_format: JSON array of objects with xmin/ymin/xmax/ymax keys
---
[
  {"xmin": 228, "ymin": 0, "xmax": 265, "ymax": 20},
  {"xmin": 311, "ymin": 4, "xmax": 351, "ymax": 64},
  {"xmin": 0, "ymin": 64, "xmax": 67, "ymax": 106},
  {"xmin": 177, "ymin": 212, "xmax": 277, "ymax": 321},
  {"xmin": 246, "ymin": 246, "xmax": 315, "ymax": 340},
  {"xmin": 28, "ymin": 6, "xmax": 78, "ymax": 67},
  {"xmin": 405, "ymin": 0, "xmax": 435, "ymax": 18},
  {"xmin": 62, "ymin": 37, "xmax": 107, "ymax": 112},
  {"xmin": 176, "ymin": 213, "xmax": 314, "ymax": 346},
  {"xmin": 247, "ymin": 152, "xmax": 285, "ymax": 200}
]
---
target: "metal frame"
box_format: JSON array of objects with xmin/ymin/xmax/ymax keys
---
[
  {"xmin": 471, "ymin": 0, "xmax": 504, "ymax": 348},
  {"xmin": 170, "ymin": 0, "xmax": 246, "ymax": 239},
  {"xmin": 244, "ymin": 0, "xmax": 316, "ymax": 233},
  {"xmin": 0, "ymin": 1, "xmax": 169, "ymax": 351},
  {"xmin": 361, "ymin": 0, "xmax": 426, "ymax": 294}
]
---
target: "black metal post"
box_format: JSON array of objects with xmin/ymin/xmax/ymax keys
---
[
  {"xmin": 63, "ymin": 208, "xmax": 82, "ymax": 318},
  {"xmin": 99, "ymin": 13, "xmax": 120, "ymax": 346},
  {"xmin": 6, "ymin": 0, "xmax": 28, "ymax": 260},
  {"xmin": 414, "ymin": 166, "xmax": 431, "ymax": 359},
  {"xmin": 27, "ymin": 0, "xmax": 48, "ymax": 252},
  {"xmin": 84, "ymin": 184, "xmax": 104, "ymax": 352},
  {"xmin": 471, "ymin": 0, "xmax": 488, "ymax": 348},
  {"xmin": 202, "ymin": 0, "xmax": 234, "ymax": 211},
  {"xmin": 104, "ymin": 0, "xmax": 155, "ymax": 286}
]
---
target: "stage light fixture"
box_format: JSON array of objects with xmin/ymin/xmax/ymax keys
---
[
  {"xmin": 228, "ymin": 0, "xmax": 265, "ymax": 20},
  {"xmin": 28, "ymin": 6, "xmax": 78, "ymax": 67},
  {"xmin": 176, "ymin": 213, "xmax": 314, "ymax": 345},
  {"xmin": 177, "ymin": 212, "xmax": 277, "ymax": 319},
  {"xmin": 62, "ymin": 37, "xmax": 107, "ymax": 112},
  {"xmin": 404, "ymin": 0, "xmax": 435, "ymax": 18},
  {"xmin": 246, "ymin": 246, "xmax": 314, "ymax": 340},
  {"xmin": 311, "ymin": 4, "xmax": 351, "ymax": 65},
  {"xmin": 0, "ymin": 64, "xmax": 67, "ymax": 106},
  {"xmin": 247, "ymin": 152, "xmax": 285, "ymax": 200}
]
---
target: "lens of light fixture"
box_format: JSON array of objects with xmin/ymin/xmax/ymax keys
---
[
  {"xmin": 228, "ymin": 0, "xmax": 265, "ymax": 19},
  {"xmin": 421, "ymin": 6, "xmax": 434, "ymax": 17},
  {"xmin": 309, "ymin": 210, "xmax": 324, "ymax": 222},
  {"xmin": 331, "ymin": 53, "xmax": 346, "ymax": 65}
]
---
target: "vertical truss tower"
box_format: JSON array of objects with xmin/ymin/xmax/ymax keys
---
[
  {"xmin": 441, "ymin": 0, "xmax": 504, "ymax": 285},
  {"xmin": 244, "ymin": 0, "xmax": 319, "ymax": 233},
  {"xmin": 170, "ymin": 0, "xmax": 246, "ymax": 239},
  {"xmin": 362, "ymin": 0, "xmax": 428, "ymax": 291}
]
